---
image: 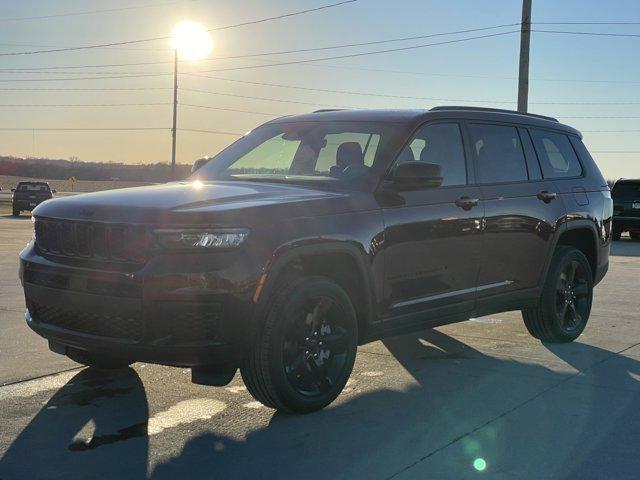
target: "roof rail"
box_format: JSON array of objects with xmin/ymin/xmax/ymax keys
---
[
  {"xmin": 430, "ymin": 106, "xmax": 558, "ymax": 122},
  {"xmin": 312, "ymin": 108, "xmax": 347, "ymax": 113}
]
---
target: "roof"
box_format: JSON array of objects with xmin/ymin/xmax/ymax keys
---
[{"xmin": 267, "ymin": 106, "xmax": 581, "ymax": 137}]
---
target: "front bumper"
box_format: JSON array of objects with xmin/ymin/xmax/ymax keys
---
[{"xmin": 20, "ymin": 242, "xmax": 261, "ymax": 367}]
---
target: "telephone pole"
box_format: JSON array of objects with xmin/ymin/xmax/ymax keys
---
[
  {"xmin": 171, "ymin": 48, "xmax": 178, "ymax": 180},
  {"xmin": 517, "ymin": 0, "xmax": 532, "ymax": 113}
]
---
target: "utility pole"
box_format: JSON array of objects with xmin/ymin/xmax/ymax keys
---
[
  {"xmin": 171, "ymin": 48, "xmax": 178, "ymax": 180},
  {"xmin": 517, "ymin": 0, "xmax": 532, "ymax": 113}
]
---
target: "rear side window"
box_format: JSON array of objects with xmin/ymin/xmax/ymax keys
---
[
  {"xmin": 396, "ymin": 123, "xmax": 467, "ymax": 186},
  {"xmin": 530, "ymin": 129, "xmax": 582, "ymax": 178},
  {"xmin": 468, "ymin": 123, "xmax": 528, "ymax": 183}
]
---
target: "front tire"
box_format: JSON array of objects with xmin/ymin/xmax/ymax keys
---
[
  {"xmin": 630, "ymin": 232, "xmax": 640, "ymax": 241},
  {"xmin": 241, "ymin": 276, "xmax": 358, "ymax": 413},
  {"xmin": 12, "ymin": 207, "xmax": 19, "ymax": 217},
  {"xmin": 66, "ymin": 348, "xmax": 133, "ymax": 370},
  {"xmin": 522, "ymin": 246, "xmax": 593, "ymax": 343}
]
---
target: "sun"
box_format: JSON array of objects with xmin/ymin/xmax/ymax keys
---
[{"xmin": 171, "ymin": 20, "xmax": 213, "ymax": 61}]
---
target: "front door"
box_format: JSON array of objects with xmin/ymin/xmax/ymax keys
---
[{"xmin": 378, "ymin": 122, "xmax": 484, "ymax": 319}]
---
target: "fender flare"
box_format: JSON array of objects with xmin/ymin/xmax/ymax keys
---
[
  {"xmin": 254, "ymin": 241, "xmax": 376, "ymax": 332},
  {"xmin": 540, "ymin": 219, "xmax": 600, "ymax": 285}
]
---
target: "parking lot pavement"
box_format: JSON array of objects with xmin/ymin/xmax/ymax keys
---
[{"xmin": 1, "ymin": 214, "xmax": 639, "ymax": 479}]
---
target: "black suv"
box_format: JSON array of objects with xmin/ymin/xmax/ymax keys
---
[
  {"xmin": 611, "ymin": 178, "xmax": 640, "ymax": 240},
  {"xmin": 20, "ymin": 107, "xmax": 611, "ymax": 413},
  {"xmin": 12, "ymin": 181, "xmax": 55, "ymax": 217}
]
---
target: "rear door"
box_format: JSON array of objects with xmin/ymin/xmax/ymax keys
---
[
  {"xmin": 379, "ymin": 121, "xmax": 483, "ymax": 318},
  {"xmin": 468, "ymin": 122, "xmax": 566, "ymax": 296}
]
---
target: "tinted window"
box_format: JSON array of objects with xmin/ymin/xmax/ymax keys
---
[
  {"xmin": 530, "ymin": 129, "xmax": 582, "ymax": 178},
  {"xmin": 612, "ymin": 182, "xmax": 640, "ymax": 199},
  {"xmin": 469, "ymin": 123, "xmax": 528, "ymax": 183},
  {"xmin": 315, "ymin": 132, "xmax": 381, "ymax": 172},
  {"xmin": 18, "ymin": 184, "xmax": 50, "ymax": 192},
  {"xmin": 396, "ymin": 123, "xmax": 467, "ymax": 186}
]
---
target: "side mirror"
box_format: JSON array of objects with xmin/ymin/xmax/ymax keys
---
[
  {"xmin": 51, "ymin": 189, "xmax": 57, "ymax": 194},
  {"xmin": 11, "ymin": 188, "xmax": 15, "ymax": 192},
  {"xmin": 390, "ymin": 161, "xmax": 443, "ymax": 189}
]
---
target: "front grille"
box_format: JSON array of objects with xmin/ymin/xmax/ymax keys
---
[
  {"xmin": 24, "ymin": 270, "xmax": 141, "ymax": 298},
  {"xmin": 28, "ymin": 301, "xmax": 144, "ymax": 341},
  {"xmin": 35, "ymin": 218, "xmax": 149, "ymax": 263}
]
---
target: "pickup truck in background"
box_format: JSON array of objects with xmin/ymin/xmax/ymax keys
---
[{"xmin": 12, "ymin": 182, "xmax": 55, "ymax": 217}]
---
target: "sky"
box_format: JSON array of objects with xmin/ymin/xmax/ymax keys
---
[{"xmin": 1, "ymin": 0, "xmax": 640, "ymax": 179}]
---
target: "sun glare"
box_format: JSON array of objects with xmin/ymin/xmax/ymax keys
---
[{"xmin": 171, "ymin": 20, "xmax": 213, "ymax": 61}]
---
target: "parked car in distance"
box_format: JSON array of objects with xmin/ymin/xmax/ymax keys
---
[
  {"xmin": 20, "ymin": 106, "xmax": 611, "ymax": 413},
  {"xmin": 11, "ymin": 181, "xmax": 55, "ymax": 217},
  {"xmin": 611, "ymin": 178, "xmax": 640, "ymax": 241}
]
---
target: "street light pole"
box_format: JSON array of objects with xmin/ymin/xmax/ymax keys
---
[
  {"xmin": 517, "ymin": 0, "xmax": 532, "ymax": 113},
  {"xmin": 171, "ymin": 48, "xmax": 178, "ymax": 179}
]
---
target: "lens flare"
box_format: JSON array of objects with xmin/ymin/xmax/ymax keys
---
[
  {"xmin": 171, "ymin": 20, "xmax": 213, "ymax": 61},
  {"xmin": 473, "ymin": 458, "xmax": 487, "ymax": 471}
]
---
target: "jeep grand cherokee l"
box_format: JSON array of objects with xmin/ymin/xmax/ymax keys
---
[{"xmin": 19, "ymin": 107, "xmax": 611, "ymax": 413}]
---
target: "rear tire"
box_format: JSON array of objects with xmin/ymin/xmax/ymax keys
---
[
  {"xmin": 241, "ymin": 275, "xmax": 358, "ymax": 414},
  {"xmin": 522, "ymin": 246, "xmax": 593, "ymax": 343},
  {"xmin": 630, "ymin": 232, "xmax": 640, "ymax": 241},
  {"xmin": 66, "ymin": 348, "xmax": 133, "ymax": 370},
  {"xmin": 12, "ymin": 207, "xmax": 19, "ymax": 217}
]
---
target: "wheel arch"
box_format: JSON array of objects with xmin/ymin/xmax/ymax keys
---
[
  {"xmin": 545, "ymin": 221, "xmax": 599, "ymax": 282},
  {"xmin": 256, "ymin": 242, "xmax": 375, "ymax": 343}
]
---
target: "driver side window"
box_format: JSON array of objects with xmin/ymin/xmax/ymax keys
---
[{"xmin": 396, "ymin": 123, "xmax": 467, "ymax": 186}]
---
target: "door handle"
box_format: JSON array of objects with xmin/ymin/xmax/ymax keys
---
[
  {"xmin": 455, "ymin": 196, "xmax": 479, "ymax": 210},
  {"xmin": 537, "ymin": 191, "xmax": 557, "ymax": 203}
]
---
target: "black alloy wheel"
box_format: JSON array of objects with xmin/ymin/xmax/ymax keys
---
[
  {"xmin": 555, "ymin": 259, "xmax": 590, "ymax": 334},
  {"xmin": 282, "ymin": 295, "xmax": 351, "ymax": 397},
  {"xmin": 522, "ymin": 246, "xmax": 593, "ymax": 343},
  {"xmin": 241, "ymin": 276, "xmax": 358, "ymax": 413}
]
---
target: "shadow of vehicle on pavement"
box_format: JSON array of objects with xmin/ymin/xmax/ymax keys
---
[{"xmin": 1, "ymin": 330, "xmax": 638, "ymax": 480}]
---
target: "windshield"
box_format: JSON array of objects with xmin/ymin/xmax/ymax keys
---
[{"xmin": 193, "ymin": 120, "xmax": 399, "ymax": 186}]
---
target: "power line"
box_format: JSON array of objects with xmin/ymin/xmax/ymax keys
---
[
  {"xmin": 192, "ymin": 30, "xmax": 521, "ymax": 73},
  {"xmin": 533, "ymin": 29, "xmax": 640, "ymax": 39},
  {"xmin": 0, "ymin": 127, "xmax": 167, "ymax": 131},
  {"xmin": 0, "ymin": 24, "xmax": 519, "ymax": 72},
  {"xmin": 0, "ymin": 73, "xmax": 170, "ymax": 82},
  {"xmin": 180, "ymin": 87, "xmax": 357, "ymax": 108},
  {"xmin": 179, "ymin": 128, "xmax": 243, "ymax": 135},
  {"xmin": 535, "ymin": 21, "xmax": 640, "ymax": 25},
  {"xmin": 0, "ymin": 127, "xmax": 242, "ymax": 136},
  {"xmin": 0, "ymin": 0, "xmax": 186, "ymax": 23},
  {"xmin": 0, "ymin": 1, "xmax": 358, "ymax": 56},
  {"xmin": 0, "ymin": 87, "xmax": 172, "ymax": 92},
  {"xmin": 0, "ymin": 102, "xmax": 170, "ymax": 107},
  {"xmin": 185, "ymin": 73, "xmax": 514, "ymax": 104},
  {"xmin": 208, "ymin": 0, "xmax": 356, "ymax": 32},
  {"xmin": 180, "ymin": 103, "xmax": 285, "ymax": 116}
]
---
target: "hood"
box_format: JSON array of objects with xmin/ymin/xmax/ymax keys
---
[{"xmin": 32, "ymin": 180, "xmax": 368, "ymax": 226}]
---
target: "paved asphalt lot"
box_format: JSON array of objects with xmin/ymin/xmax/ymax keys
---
[{"xmin": 1, "ymin": 212, "xmax": 639, "ymax": 479}]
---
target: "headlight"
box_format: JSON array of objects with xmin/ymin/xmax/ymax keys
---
[{"xmin": 155, "ymin": 228, "xmax": 249, "ymax": 250}]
